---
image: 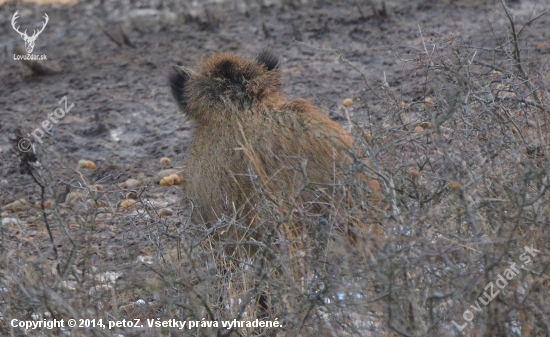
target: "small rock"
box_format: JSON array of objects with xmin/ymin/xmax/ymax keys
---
[
  {"xmin": 65, "ymin": 191, "xmax": 84, "ymax": 206},
  {"xmin": 78, "ymin": 159, "xmax": 96, "ymax": 170},
  {"xmin": 126, "ymin": 192, "xmax": 138, "ymax": 200},
  {"xmin": 137, "ymin": 255, "xmax": 154, "ymax": 265},
  {"xmin": 159, "ymin": 174, "xmax": 181, "ymax": 186},
  {"xmin": 409, "ymin": 169, "xmax": 421, "ymax": 179},
  {"xmin": 159, "ymin": 157, "xmax": 171, "ymax": 166},
  {"xmin": 91, "ymin": 184, "xmax": 104, "ymax": 191},
  {"xmin": 449, "ymin": 181, "xmax": 461, "ymax": 192},
  {"xmin": 158, "ymin": 209, "xmax": 173, "ymax": 217},
  {"xmin": 94, "ymin": 271, "xmax": 123, "ymax": 283},
  {"xmin": 61, "ymin": 280, "xmax": 77, "ymax": 291},
  {"xmin": 119, "ymin": 178, "xmax": 142, "ymax": 189},
  {"xmin": 2, "ymin": 199, "xmax": 28, "ymax": 212},
  {"xmin": 119, "ymin": 199, "xmax": 138, "ymax": 210},
  {"xmin": 413, "ymin": 125, "xmax": 424, "ymax": 136},
  {"xmin": 152, "ymin": 169, "xmax": 180, "ymax": 183},
  {"xmin": 2, "ymin": 217, "xmax": 21, "ymax": 226}
]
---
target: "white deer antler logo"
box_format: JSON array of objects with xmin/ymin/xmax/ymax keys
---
[{"xmin": 12, "ymin": 11, "xmax": 49, "ymax": 54}]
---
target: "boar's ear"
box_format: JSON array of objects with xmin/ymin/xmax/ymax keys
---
[
  {"xmin": 256, "ymin": 50, "xmax": 279, "ymax": 71},
  {"xmin": 169, "ymin": 66, "xmax": 193, "ymax": 110}
]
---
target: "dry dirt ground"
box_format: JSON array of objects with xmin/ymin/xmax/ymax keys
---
[
  {"xmin": 0, "ymin": 0, "xmax": 549, "ymax": 336},
  {"xmin": 1, "ymin": 0, "xmax": 548, "ymax": 187}
]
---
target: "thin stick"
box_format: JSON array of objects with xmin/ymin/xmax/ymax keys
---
[
  {"xmin": 29, "ymin": 169, "xmax": 58, "ymax": 260},
  {"xmin": 418, "ymin": 24, "xmax": 434, "ymax": 67},
  {"xmin": 96, "ymin": 20, "xmax": 123, "ymax": 48},
  {"xmin": 500, "ymin": 0, "xmax": 542, "ymax": 106}
]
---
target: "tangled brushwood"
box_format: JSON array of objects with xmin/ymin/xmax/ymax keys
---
[{"xmin": 2, "ymin": 2, "xmax": 550, "ymax": 337}]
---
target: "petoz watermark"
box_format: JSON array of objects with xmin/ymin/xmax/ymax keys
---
[
  {"xmin": 452, "ymin": 244, "xmax": 539, "ymax": 331},
  {"xmin": 18, "ymin": 96, "xmax": 74, "ymax": 152}
]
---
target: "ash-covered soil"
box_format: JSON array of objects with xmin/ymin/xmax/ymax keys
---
[{"xmin": 0, "ymin": 0, "xmax": 548, "ymax": 204}]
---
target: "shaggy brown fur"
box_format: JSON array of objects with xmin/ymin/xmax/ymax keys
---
[
  {"xmin": 170, "ymin": 51, "xmax": 381, "ymax": 334},
  {"xmin": 170, "ymin": 51, "xmax": 381, "ymax": 251}
]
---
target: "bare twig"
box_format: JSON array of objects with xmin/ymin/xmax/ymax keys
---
[{"xmin": 96, "ymin": 20, "xmax": 123, "ymax": 48}]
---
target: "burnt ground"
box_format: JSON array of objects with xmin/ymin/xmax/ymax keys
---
[
  {"xmin": 0, "ymin": 0, "xmax": 549, "ymax": 336},
  {"xmin": 0, "ymin": 0, "xmax": 549, "ymax": 205}
]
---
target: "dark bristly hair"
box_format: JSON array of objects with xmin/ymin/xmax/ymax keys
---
[
  {"xmin": 169, "ymin": 66, "xmax": 190, "ymax": 111},
  {"xmin": 169, "ymin": 52, "xmax": 283, "ymax": 122},
  {"xmin": 256, "ymin": 50, "xmax": 279, "ymax": 71}
]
